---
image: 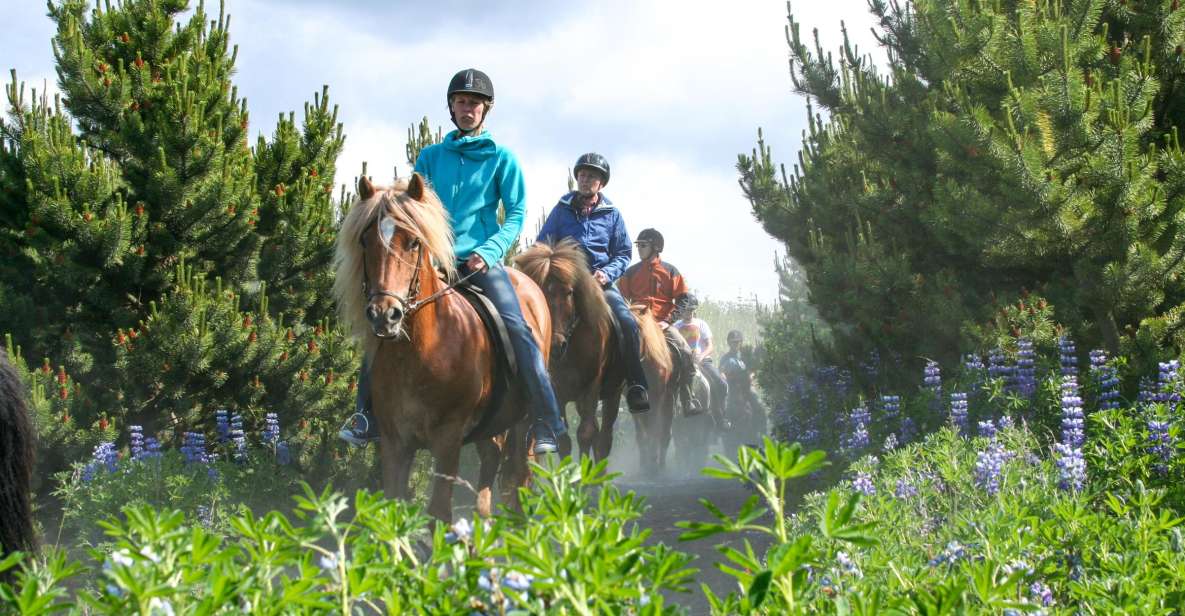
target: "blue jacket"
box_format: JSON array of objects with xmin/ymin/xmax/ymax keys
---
[
  {"xmin": 414, "ymin": 129, "xmax": 526, "ymax": 266},
  {"xmin": 536, "ymin": 191, "xmax": 632, "ymax": 283}
]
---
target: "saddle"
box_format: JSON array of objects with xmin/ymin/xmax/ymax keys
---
[{"xmin": 456, "ymin": 281, "xmax": 518, "ymax": 443}]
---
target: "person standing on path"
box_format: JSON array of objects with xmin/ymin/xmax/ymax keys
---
[{"xmin": 341, "ymin": 68, "xmax": 566, "ymax": 454}]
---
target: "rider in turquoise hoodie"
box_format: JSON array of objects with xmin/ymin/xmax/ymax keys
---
[
  {"xmin": 340, "ymin": 69, "xmax": 564, "ymax": 455},
  {"xmin": 413, "ymin": 131, "xmax": 525, "ymax": 267}
]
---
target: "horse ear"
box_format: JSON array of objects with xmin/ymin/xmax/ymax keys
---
[
  {"xmin": 407, "ymin": 172, "xmax": 426, "ymax": 202},
  {"xmin": 358, "ymin": 176, "xmax": 376, "ymax": 200}
]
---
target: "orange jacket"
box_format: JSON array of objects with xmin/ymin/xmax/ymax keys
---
[{"xmin": 618, "ymin": 257, "xmax": 689, "ymax": 323}]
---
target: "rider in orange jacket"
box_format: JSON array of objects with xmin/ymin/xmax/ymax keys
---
[{"xmin": 618, "ymin": 228, "xmax": 703, "ymax": 415}]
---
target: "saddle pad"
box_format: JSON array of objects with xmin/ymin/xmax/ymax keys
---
[{"xmin": 456, "ymin": 283, "xmax": 518, "ymax": 443}]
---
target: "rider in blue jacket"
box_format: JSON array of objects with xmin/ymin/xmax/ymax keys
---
[
  {"xmin": 341, "ymin": 68, "xmax": 565, "ymax": 454},
  {"xmin": 537, "ymin": 153, "xmax": 650, "ymax": 413}
]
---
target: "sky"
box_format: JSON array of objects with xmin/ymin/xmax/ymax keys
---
[{"xmin": 2, "ymin": 0, "xmax": 884, "ymax": 304}]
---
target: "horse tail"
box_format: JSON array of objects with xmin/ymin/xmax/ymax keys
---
[
  {"xmin": 0, "ymin": 353, "xmax": 36, "ymax": 568},
  {"xmin": 630, "ymin": 305, "xmax": 672, "ymax": 376}
]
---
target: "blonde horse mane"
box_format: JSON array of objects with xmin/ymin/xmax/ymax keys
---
[
  {"xmin": 514, "ymin": 239, "xmax": 612, "ymax": 332},
  {"xmin": 631, "ymin": 304, "xmax": 673, "ymax": 376},
  {"xmin": 333, "ymin": 176, "xmax": 456, "ymax": 359}
]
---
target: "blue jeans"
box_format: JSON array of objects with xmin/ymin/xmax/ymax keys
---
[
  {"xmin": 603, "ymin": 287, "xmax": 649, "ymax": 389},
  {"xmin": 464, "ymin": 264, "xmax": 566, "ymax": 436},
  {"xmin": 354, "ymin": 264, "xmax": 566, "ymax": 437}
]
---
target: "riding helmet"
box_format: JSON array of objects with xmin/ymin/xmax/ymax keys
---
[
  {"xmin": 676, "ymin": 293, "xmax": 699, "ymax": 313},
  {"xmin": 573, "ymin": 153, "xmax": 611, "ymax": 185},
  {"xmin": 727, "ymin": 330, "xmax": 744, "ymax": 344},
  {"xmin": 447, "ymin": 68, "xmax": 494, "ymax": 102},
  {"xmin": 636, "ymin": 228, "xmax": 664, "ymax": 252}
]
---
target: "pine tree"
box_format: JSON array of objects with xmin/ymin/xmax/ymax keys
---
[
  {"xmin": 0, "ymin": 0, "xmax": 355, "ymax": 468},
  {"xmin": 741, "ymin": 0, "xmax": 1185, "ymax": 370}
]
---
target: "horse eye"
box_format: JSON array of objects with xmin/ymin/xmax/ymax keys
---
[{"xmin": 379, "ymin": 217, "xmax": 396, "ymax": 244}]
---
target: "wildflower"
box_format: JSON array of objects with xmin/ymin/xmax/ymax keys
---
[
  {"xmin": 445, "ymin": 517, "xmax": 473, "ymax": 544},
  {"xmin": 1030, "ymin": 581, "xmax": 1055, "ymax": 607},
  {"xmin": 262, "ymin": 412, "xmax": 280, "ymax": 444},
  {"xmin": 1158, "ymin": 360, "xmax": 1181, "ymax": 406},
  {"xmin": 860, "ymin": 349, "xmax": 880, "ymax": 382},
  {"xmin": 143, "ymin": 437, "xmax": 162, "ymax": 460},
  {"xmin": 318, "ymin": 554, "xmax": 339, "ymax": 572},
  {"xmin": 1139, "ymin": 376, "xmax": 1157, "ymax": 408},
  {"xmin": 963, "ymin": 353, "xmax": 985, "ymax": 391},
  {"xmin": 835, "ymin": 551, "xmax": 863, "ymax": 578},
  {"xmin": 998, "ymin": 415, "xmax": 1015, "ymax": 430},
  {"xmin": 883, "ymin": 433, "xmax": 899, "ymax": 451},
  {"xmin": 1147, "ymin": 418, "xmax": 1173, "ymax": 476},
  {"xmin": 1090, "ymin": 349, "xmax": 1120, "ymax": 410},
  {"xmin": 900, "ymin": 417, "xmax": 917, "ymax": 444},
  {"xmin": 147, "ymin": 598, "xmax": 175, "ymax": 616},
  {"xmin": 894, "ymin": 478, "xmax": 918, "ymax": 499},
  {"xmin": 215, "ymin": 408, "xmax": 230, "ymax": 443},
  {"xmin": 843, "ymin": 405, "xmax": 871, "ymax": 453},
  {"xmin": 1015, "ymin": 338, "xmax": 1037, "ymax": 398},
  {"xmin": 928, "ymin": 540, "xmax": 967, "ymax": 566},
  {"xmin": 1002, "ymin": 559, "xmax": 1033, "ymax": 577},
  {"xmin": 196, "ymin": 505, "xmax": 214, "ymax": 528},
  {"xmin": 129, "ymin": 425, "xmax": 145, "ymax": 460},
  {"xmin": 1060, "ymin": 377, "xmax": 1085, "ymax": 448},
  {"xmin": 1058, "ymin": 336, "xmax": 1077, "ymax": 377},
  {"xmin": 503, "ymin": 571, "xmax": 534, "ymax": 592},
  {"xmin": 851, "ymin": 471, "xmax": 876, "ymax": 496},
  {"xmin": 978, "ymin": 419, "xmax": 997, "ymax": 439},
  {"xmin": 83, "ymin": 442, "xmax": 118, "ymax": 481},
  {"xmin": 879, "ymin": 395, "xmax": 901, "ymax": 422},
  {"xmin": 230, "ymin": 413, "xmax": 247, "ymax": 461},
  {"xmin": 1054, "ymin": 442, "xmax": 1086, "ymax": 491},
  {"xmin": 180, "ymin": 432, "xmax": 209, "ymax": 465},
  {"xmin": 949, "ymin": 392, "xmax": 969, "ymax": 435},
  {"xmin": 974, "ymin": 442, "xmax": 1009, "ymax": 494},
  {"xmin": 988, "ymin": 347, "xmax": 1013, "ymax": 390}
]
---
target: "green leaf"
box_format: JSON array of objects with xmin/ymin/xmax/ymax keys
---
[{"xmin": 747, "ymin": 570, "xmax": 773, "ymax": 608}]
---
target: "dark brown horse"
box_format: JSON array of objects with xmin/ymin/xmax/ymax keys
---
[
  {"xmin": 333, "ymin": 174, "xmax": 548, "ymax": 521},
  {"xmin": 515, "ymin": 240, "xmax": 678, "ymax": 468},
  {"xmin": 0, "ymin": 352, "xmax": 36, "ymax": 572}
]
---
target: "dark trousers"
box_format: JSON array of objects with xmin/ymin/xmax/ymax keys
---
[
  {"xmin": 356, "ymin": 264, "xmax": 566, "ymax": 436},
  {"xmin": 700, "ymin": 357, "xmax": 728, "ymax": 415},
  {"xmin": 463, "ymin": 264, "xmax": 565, "ymax": 436},
  {"xmin": 603, "ymin": 287, "xmax": 648, "ymax": 389}
]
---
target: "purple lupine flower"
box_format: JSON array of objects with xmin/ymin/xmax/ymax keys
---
[
  {"xmin": 1090, "ymin": 349, "xmax": 1121, "ymax": 410},
  {"xmin": 1015, "ymin": 338, "xmax": 1037, "ymax": 398},
  {"xmin": 1139, "ymin": 376, "xmax": 1157, "ymax": 409},
  {"xmin": 851, "ymin": 472, "xmax": 876, "ymax": 496},
  {"xmin": 143, "ymin": 437, "xmax": 162, "ymax": 460},
  {"xmin": 1061, "ymin": 377, "xmax": 1085, "ymax": 449},
  {"xmin": 262, "ymin": 412, "xmax": 280, "ymax": 444},
  {"xmin": 928, "ymin": 540, "xmax": 968, "ymax": 567},
  {"xmin": 861, "ymin": 349, "xmax": 881, "ymax": 382},
  {"xmin": 1147, "ymin": 418, "xmax": 1173, "ymax": 476},
  {"xmin": 923, "ymin": 360, "xmax": 942, "ymax": 389},
  {"xmin": 1030, "ymin": 581, "xmax": 1055, "ymax": 607},
  {"xmin": 883, "ymin": 433, "xmax": 899, "ymax": 451},
  {"xmin": 949, "ymin": 392, "xmax": 969, "ymax": 436},
  {"xmin": 974, "ymin": 442, "xmax": 1009, "ymax": 494},
  {"xmin": 129, "ymin": 425, "xmax": 145, "ymax": 461},
  {"xmin": 1158, "ymin": 360, "xmax": 1181, "ymax": 406},
  {"xmin": 82, "ymin": 441, "xmax": 118, "ymax": 481},
  {"xmin": 894, "ymin": 478, "xmax": 918, "ymax": 499},
  {"xmin": 998, "ymin": 415, "xmax": 1015, "ymax": 430},
  {"xmin": 1054, "ymin": 442, "xmax": 1086, "ymax": 491},
  {"xmin": 229, "ymin": 413, "xmax": 246, "ymax": 462},
  {"xmin": 880, "ymin": 395, "xmax": 900, "ymax": 422},
  {"xmin": 1058, "ymin": 336, "xmax": 1078, "ymax": 377},
  {"xmin": 215, "ymin": 409, "xmax": 230, "ymax": 444},
  {"xmin": 195, "ymin": 505, "xmax": 214, "ymax": 528},
  {"xmin": 844, "ymin": 404, "xmax": 871, "ymax": 453},
  {"xmin": 900, "ymin": 417, "xmax": 917, "ymax": 444},
  {"xmin": 988, "ymin": 347, "xmax": 1013, "ymax": 393},
  {"xmin": 180, "ymin": 432, "xmax": 209, "ymax": 465},
  {"xmin": 835, "ymin": 551, "xmax": 863, "ymax": 578},
  {"xmin": 978, "ymin": 419, "xmax": 997, "ymax": 439}
]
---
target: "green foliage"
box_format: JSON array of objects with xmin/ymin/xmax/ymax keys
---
[
  {"xmin": 742, "ymin": 0, "xmax": 1185, "ymax": 371},
  {"xmin": 2, "ymin": 458, "xmax": 694, "ymax": 615},
  {"xmin": 0, "ymin": 0, "xmax": 356, "ymax": 475}
]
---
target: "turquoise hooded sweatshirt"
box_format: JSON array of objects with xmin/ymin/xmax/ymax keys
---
[{"xmin": 413, "ymin": 129, "xmax": 526, "ymax": 267}]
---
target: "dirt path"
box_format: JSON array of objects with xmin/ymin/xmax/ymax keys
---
[{"xmin": 618, "ymin": 474, "xmax": 774, "ymax": 615}]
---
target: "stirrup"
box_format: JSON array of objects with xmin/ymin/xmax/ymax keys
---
[
  {"xmin": 338, "ymin": 412, "xmax": 379, "ymax": 446},
  {"xmin": 625, "ymin": 384, "xmax": 650, "ymax": 414}
]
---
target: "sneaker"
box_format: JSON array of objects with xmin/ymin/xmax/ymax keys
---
[
  {"xmin": 533, "ymin": 424, "xmax": 558, "ymax": 455},
  {"xmin": 625, "ymin": 384, "xmax": 650, "ymax": 414},
  {"xmin": 680, "ymin": 385, "xmax": 705, "ymax": 417},
  {"xmin": 338, "ymin": 412, "xmax": 379, "ymax": 446}
]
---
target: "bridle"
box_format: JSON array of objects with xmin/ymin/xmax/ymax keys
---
[{"xmin": 360, "ymin": 214, "xmax": 479, "ymax": 339}]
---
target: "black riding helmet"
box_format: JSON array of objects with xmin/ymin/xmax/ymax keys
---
[
  {"xmin": 727, "ymin": 330, "xmax": 744, "ymax": 344},
  {"xmin": 676, "ymin": 293, "xmax": 699, "ymax": 313},
  {"xmin": 573, "ymin": 153, "xmax": 611, "ymax": 186},
  {"xmin": 447, "ymin": 69, "xmax": 494, "ymax": 129},
  {"xmin": 636, "ymin": 228, "xmax": 664, "ymax": 253}
]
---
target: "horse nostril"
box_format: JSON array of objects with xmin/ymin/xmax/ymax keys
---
[
  {"xmin": 387, "ymin": 306, "xmax": 404, "ymax": 322},
  {"xmin": 366, "ymin": 305, "xmax": 379, "ymax": 321}
]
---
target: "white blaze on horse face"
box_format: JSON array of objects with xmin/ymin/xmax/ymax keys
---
[{"xmin": 379, "ymin": 216, "xmax": 396, "ymax": 247}]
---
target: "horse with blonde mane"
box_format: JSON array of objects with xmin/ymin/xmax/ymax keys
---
[
  {"xmin": 515, "ymin": 240, "xmax": 677, "ymax": 466},
  {"xmin": 333, "ymin": 174, "xmax": 546, "ymax": 521}
]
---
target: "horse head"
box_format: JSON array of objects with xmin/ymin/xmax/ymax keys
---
[
  {"xmin": 514, "ymin": 239, "xmax": 609, "ymax": 358},
  {"xmin": 335, "ymin": 173, "xmax": 456, "ymax": 345}
]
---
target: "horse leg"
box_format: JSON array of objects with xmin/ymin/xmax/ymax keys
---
[
  {"xmin": 657, "ymin": 387, "xmax": 676, "ymax": 472},
  {"xmin": 576, "ymin": 393, "xmax": 599, "ymax": 460},
  {"xmin": 501, "ymin": 421, "xmax": 531, "ymax": 513},
  {"xmin": 427, "ymin": 438, "xmax": 463, "ymax": 523},
  {"xmin": 475, "ymin": 437, "xmax": 502, "ymax": 518},
  {"xmin": 596, "ymin": 392, "xmax": 621, "ymax": 462},
  {"xmin": 379, "ymin": 436, "xmax": 416, "ymax": 500}
]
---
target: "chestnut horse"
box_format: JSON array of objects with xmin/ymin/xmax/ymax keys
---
[
  {"xmin": 333, "ymin": 174, "xmax": 547, "ymax": 521},
  {"xmin": 514, "ymin": 240, "xmax": 678, "ymax": 468},
  {"xmin": 0, "ymin": 352, "xmax": 36, "ymax": 572}
]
